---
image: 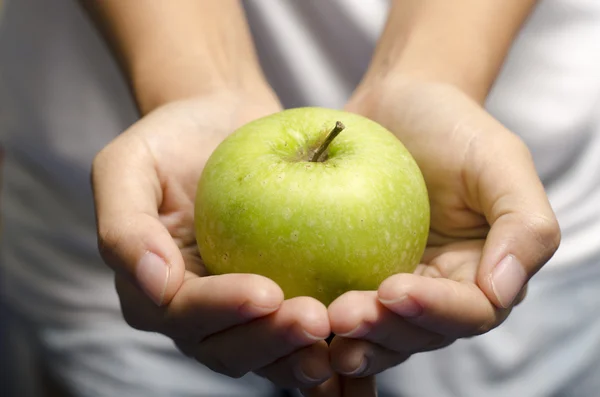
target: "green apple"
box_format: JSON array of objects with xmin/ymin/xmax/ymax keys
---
[{"xmin": 194, "ymin": 107, "xmax": 429, "ymax": 305}]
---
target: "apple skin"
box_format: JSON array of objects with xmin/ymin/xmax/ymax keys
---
[{"xmin": 195, "ymin": 107, "xmax": 430, "ymax": 305}]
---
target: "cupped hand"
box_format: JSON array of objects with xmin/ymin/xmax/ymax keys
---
[
  {"xmin": 323, "ymin": 80, "xmax": 560, "ymax": 383},
  {"xmin": 92, "ymin": 92, "xmax": 333, "ymax": 389}
]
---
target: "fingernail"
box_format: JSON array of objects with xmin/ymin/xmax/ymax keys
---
[
  {"xmin": 339, "ymin": 356, "xmax": 368, "ymax": 377},
  {"xmin": 302, "ymin": 329, "xmax": 328, "ymax": 342},
  {"xmin": 294, "ymin": 365, "xmax": 331, "ymax": 385},
  {"xmin": 379, "ymin": 295, "xmax": 423, "ymax": 318},
  {"xmin": 136, "ymin": 251, "xmax": 170, "ymax": 306},
  {"xmin": 238, "ymin": 301, "xmax": 281, "ymax": 319},
  {"xmin": 336, "ymin": 322, "xmax": 370, "ymax": 338},
  {"xmin": 490, "ymin": 254, "xmax": 527, "ymax": 308}
]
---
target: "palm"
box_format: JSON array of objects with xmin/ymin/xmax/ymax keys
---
[
  {"xmin": 350, "ymin": 82, "xmax": 498, "ymax": 280},
  {"xmin": 98, "ymin": 95, "xmax": 338, "ymax": 392},
  {"xmin": 321, "ymin": 81, "xmax": 558, "ymax": 389},
  {"xmin": 373, "ymin": 84, "xmax": 533, "ymax": 319},
  {"xmin": 419, "ymin": 185, "xmax": 486, "ymax": 296},
  {"xmin": 130, "ymin": 95, "xmax": 282, "ymax": 277},
  {"xmin": 419, "ymin": 155, "xmax": 490, "ymax": 318}
]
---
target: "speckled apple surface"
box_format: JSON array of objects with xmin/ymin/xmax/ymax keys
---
[{"xmin": 195, "ymin": 107, "xmax": 430, "ymax": 305}]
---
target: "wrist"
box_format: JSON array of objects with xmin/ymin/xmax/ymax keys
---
[
  {"xmin": 357, "ymin": 1, "xmax": 535, "ymax": 105},
  {"xmin": 131, "ymin": 58, "xmax": 274, "ymax": 115},
  {"xmin": 356, "ymin": 59, "xmax": 490, "ymax": 107},
  {"xmin": 142, "ymin": 86, "xmax": 283, "ymax": 137},
  {"xmin": 347, "ymin": 75, "xmax": 458, "ymax": 115}
]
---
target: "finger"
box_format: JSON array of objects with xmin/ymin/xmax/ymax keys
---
[
  {"xmin": 329, "ymin": 291, "xmax": 443, "ymax": 353},
  {"xmin": 302, "ymin": 374, "xmax": 341, "ymax": 397},
  {"xmin": 119, "ymin": 273, "xmax": 284, "ymax": 338},
  {"xmin": 514, "ymin": 283, "xmax": 528, "ymax": 305},
  {"xmin": 92, "ymin": 132, "xmax": 184, "ymax": 306},
  {"xmin": 115, "ymin": 273, "xmax": 166, "ymax": 331},
  {"xmin": 340, "ymin": 375, "xmax": 378, "ymax": 397},
  {"xmin": 254, "ymin": 341, "xmax": 332, "ymax": 389},
  {"xmin": 302, "ymin": 374, "xmax": 378, "ymax": 397},
  {"xmin": 329, "ymin": 336, "xmax": 410, "ymax": 378},
  {"xmin": 470, "ymin": 132, "xmax": 560, "ymax": 308},
  {"xmin": 166, "ymin": 273, "xmax": 284, "ymax": 339},
  {"xmin": 378, "ymin": 273, "xmax": 504, "ymax": 337},
  {"xmin": 189, "ymin": 297, "xmax": 330, "ymax": 378}
]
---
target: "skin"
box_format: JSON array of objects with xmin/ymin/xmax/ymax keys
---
[
  {"xmin": 315, "ymin": 1, "xmax": 558, "ymax": 395},
  {"xmin": 195, "ymin": 108, "xmax": 429, "ymax": 305},
  {"xmin": 87, "ymin": 0, "xmax": 335, "ymax": 391},
  {"xmin": 93, "ymin": 93, "xmax": 337, "ymax": 387},
  {"xmin": 89, "ymin": 0, "xmax": 560, "ymax": 396},
  {"xmin": 320, "ymin": 80, "xmax": 558, "ymax": 390}
]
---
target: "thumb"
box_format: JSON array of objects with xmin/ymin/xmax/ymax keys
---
[
  {"xmin": 475, "ymin": 133, "xmax": 561, "ymax": 309},
  {"xmin": 92, "ymin": 135, "xmax": 185, "ymax": 306}
]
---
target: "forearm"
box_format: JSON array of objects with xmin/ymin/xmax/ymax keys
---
[
  {"xmin": 359, "ymin": 0, "xmax": 537, "ymax": 103},
  {"xmin": 80, "ymin": 0, "xmax": 272, "ymax": 114}
]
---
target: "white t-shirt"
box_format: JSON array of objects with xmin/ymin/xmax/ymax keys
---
[{"xmin": 1, "ymin": 0, "xmax": 599, "ymax": 396}]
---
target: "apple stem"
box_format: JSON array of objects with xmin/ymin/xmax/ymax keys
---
[{"xmin": 310, "ymin": 121, "xmax": 345, "ymax": 162}]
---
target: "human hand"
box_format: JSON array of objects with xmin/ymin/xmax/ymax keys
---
[
  {"xmin": 92, "ymin": 92, "xmax": 334, "ymax": 389},
  {"xmin": 321, "ymin": 79, "xmax": 560, "ymax": 384}
]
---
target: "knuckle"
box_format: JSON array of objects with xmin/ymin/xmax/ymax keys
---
[
  {"xmin": 510, "ymin": 133, "xmax": 529, "ymax": 151},
  {"xmin": 121, "ymin": 309, "xmax": 148, "ymax": 332},
  {"xmin": 343, "ymin": 290, "xmax": 365, "ymax": 301},
  {"xmin": 474, "ymin": 319, "xmax": 497, "ymax": 336},
  {"xmin": 222, "ymin": 368, "xmax": 248, "ymax": 379},
  {"xmin": 503, "ymin": 132, "xmax": 531, "ymax": 159},
  {"xmin": 119, "ymin": 300, "xmax": 151, "ymax": 332},
  {"xmin": 338, "ymin": 291, "xmax": 370, "ymax": 310},
  {"xmin": 97, "ymin": 217, "xmax": 136, "ymax": 268},
  {"xmin": 239, "ymin": 274, "xmax": 274, "ymax": 298},
  {"xmin": 114, "ymin": 275, "xmax": 165, "ymax": 333},
  {"xmin": 91, "ymin": 144, "xmax": 116, "ymax": 181},
  {"xmin": 204, "ymin": 355, "xmax": 248, "ymax": 379},
  {"xmin": 91, "ymin": 146, "xmax": 106, "ymax": 167},
  {"xmin": 173, "ymin": 339, "xmax": 196, "ymax": 358},
  {"xmin": 116, "ymin": 290, "xmax": 149, "ymax": 332},
  {"xmin": 264, "ymin": 323, "xmax": 309, "ymax": 359},
  {"xmin": 540, "ymin": 218, "xmax": 561, "ymax": 253},
  {"xmin": 473, "ymin": 309, "xmax": 507, "ymax": 336},
  {"xmin": 90, "ymin": 148, "xmax": 105, "ymax": 176},
  {"xmin": 193, "ymin": 343, "xmax": 249, "ymax": 379},
  {"xmin": 263, "ymin": 331, "xmax": 289, "ymax": 359},
  {"xmin": 527, "ymin": 215, "xmax": 561, "ymax": 260},
  {"xmin": 97, "ymin": 222, "xmax": 124, "ymax": 265},
  {"xmin": 514, "ymin": 284, "xmax": 529, "ymax": 306},
  {"xmin": 294, "ymin": 300, "xmax": 328, "ymax": 326}
]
